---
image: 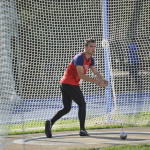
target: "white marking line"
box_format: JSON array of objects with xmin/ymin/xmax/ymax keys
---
[{"xmin": 13, "ymin": 132, "xmax": 150, "ymax": 146}]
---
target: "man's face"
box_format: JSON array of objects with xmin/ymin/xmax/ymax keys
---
[{"xmin": 84, "ymin": 42, "xmax": 96, "ymax": 55}]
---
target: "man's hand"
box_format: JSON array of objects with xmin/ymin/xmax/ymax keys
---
[{"xmin": 94, "ymin": 79, "xmax": 108, "ymax": 87}]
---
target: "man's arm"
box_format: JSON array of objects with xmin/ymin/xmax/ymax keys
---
[
  {"xmin": 76, "ymin": 65, "xmax": 106, "ymax": 87},
  {"xmin": 90, "ymin": 66, "xmax": 108, "ymax": 86},
  {"xmin": 90, "ymin": 66, "xmax": 104, "ymax": 80}
]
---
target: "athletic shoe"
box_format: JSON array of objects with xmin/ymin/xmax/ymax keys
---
[
  {"xmin": 45, "ymin": 120, "xmax": 52, "ymax": 138},
  {"xmin": 79, "ymin": 130, "xmax": 89, "ymax": 136}
]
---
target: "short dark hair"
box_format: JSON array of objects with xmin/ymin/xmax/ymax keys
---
[{"xmin": 84, "ymin": 38, "xmax": 96, "ymax": 46}]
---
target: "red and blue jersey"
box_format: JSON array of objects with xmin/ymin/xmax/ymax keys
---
[{"xmin": 60, "ymin": 52, "xmax": 95, "ymax": 85}]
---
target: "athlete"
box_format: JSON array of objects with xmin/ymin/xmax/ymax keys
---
[{"xmin": 45, "ymin": 39, "xmax": 108, "ymax": 138}]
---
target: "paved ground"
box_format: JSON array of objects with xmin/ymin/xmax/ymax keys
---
[{"xmin": 3, "ymin": 127, "xmax": 150, "ymax": 150}]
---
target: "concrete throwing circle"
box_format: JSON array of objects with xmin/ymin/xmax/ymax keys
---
[{"xmin": 13, "ymin": 132, "xmax": 150, "ymax": 146}]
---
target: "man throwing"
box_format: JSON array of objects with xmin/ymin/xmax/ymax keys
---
[{"xmin": 45, "ymin": 38, "xmax": 108, "ymax": 138}]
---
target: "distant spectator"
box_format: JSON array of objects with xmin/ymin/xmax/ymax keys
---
[{"xmin": 127, "ymin": 43, "xmax": 142, "ymax": 90}]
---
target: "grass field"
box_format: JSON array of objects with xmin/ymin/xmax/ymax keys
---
[
  {"xmin": 6, "ymin": 111, "xmax": 150, "ymax": 135},
  {"xmin": 72, "ymin": 144, "xmax": 150, "ymax": 150}
]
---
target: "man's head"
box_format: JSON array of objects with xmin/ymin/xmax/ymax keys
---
[{"xmin": 84, "ymin": 39, "xmax": 96, "ymax": 55}]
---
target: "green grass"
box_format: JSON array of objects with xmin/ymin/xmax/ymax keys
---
[
  {"xmin": 7, "ymin": 121, "xmax": 150, "ymax": 135},
  {"xmin": 2, "ymin": 112, "xmax": 150, "ymax": 135},
  {"xmin": 71, "ymin": 144, "xmax": 150, "ymax": 150}
]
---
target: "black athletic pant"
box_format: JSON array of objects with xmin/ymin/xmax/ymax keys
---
[{"xmin": 51, "ymin": 84, "xmax": 86, "ymax": 130}]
